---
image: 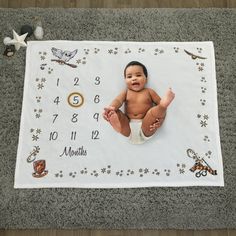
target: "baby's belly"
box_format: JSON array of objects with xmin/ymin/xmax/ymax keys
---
[
  {"xmin": 126, "ymin": 105, "xmax": 152, "ymax": 119},
  {"xmin": 127, "ymin": 113, "xmax": 146, "ymax": 119}
]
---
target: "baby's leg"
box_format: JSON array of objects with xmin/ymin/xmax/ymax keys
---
[
  {"xmin": 109, "ymin": 110, "xmax": 131, "ymax": 137},
  {"xmin": 141, "ymin": 106, "xmax": 166, "ymax": 137},
  {"xmin": 142, "ymin": 89, "xmax": 175, "ymax": 137}
]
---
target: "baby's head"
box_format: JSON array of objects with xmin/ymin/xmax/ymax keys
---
[
  {"xmin": 124, "ymin": 61, "xmax": 148, "ymax": 78},
  {"xmin": 124, "ymin": 61, "xmax": 148, "ymax": 92}
]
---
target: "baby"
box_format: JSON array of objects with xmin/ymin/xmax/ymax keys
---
[{"xmin": 103, "ymin": 61, "xmax": 175, "ymax": 144}]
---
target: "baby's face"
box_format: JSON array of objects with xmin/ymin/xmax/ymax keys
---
[{"xmin": 125, "ymin": 65, "xmax": 147, "ymax": 92}]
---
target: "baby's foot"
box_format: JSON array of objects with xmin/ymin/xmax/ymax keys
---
[
  {"xmin": 109, "ymin": 111, "xmax": 122, "ymax": 133},
  {"xmin": 103, "ymin": 106, "xmax": 115, "ymax": 122},
  {"xmin": 160, "ymin": 88, "xmax": 175, "ymax": 108}
]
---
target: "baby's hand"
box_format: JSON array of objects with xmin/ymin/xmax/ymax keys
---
[
  {"xmin": 103, "ymin": 106, "xmax": 116, "ymax": 122},
  {"xmin": 149, "ymin": 118, "xmax": 162, "ymax": 131}
]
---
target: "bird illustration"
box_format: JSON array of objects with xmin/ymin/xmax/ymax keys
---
[
  {"xmin": 51, "ymin": 47, "xmax": 78, "ymax": 62},
  {"xmin": 184, "ymin": 49, "xmax": 207, "ymax": 60},
  {"xmin": 51, "ymin": 47, "xmax": 78, "ymax": 68}
]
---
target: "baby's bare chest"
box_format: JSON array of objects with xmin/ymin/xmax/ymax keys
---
[{"xmin": 126, "ymin": 90, "xmax": 152, "ymax": 104}]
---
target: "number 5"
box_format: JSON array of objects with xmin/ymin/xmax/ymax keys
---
[{"xmin": 67, "ymin": 92, "xmax": 84, "ymax": 108}]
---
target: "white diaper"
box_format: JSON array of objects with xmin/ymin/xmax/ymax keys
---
[{"xmin": 129, "ymin": 119, "xmax": 152, "ymax": 144}]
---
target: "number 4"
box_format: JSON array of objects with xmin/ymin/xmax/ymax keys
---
[{"xmin": 54, "ymin": 96, "xmax": 60, "ymax": 105}]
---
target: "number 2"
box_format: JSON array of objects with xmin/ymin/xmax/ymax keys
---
[{"xmin": 74, "ymin": 77, "xmax": 80, "ymax": 86}]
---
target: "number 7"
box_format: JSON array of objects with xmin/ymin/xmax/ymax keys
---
[{"xmin": 53, "ymin": 114, "xmax": 58, "ymax": 123}]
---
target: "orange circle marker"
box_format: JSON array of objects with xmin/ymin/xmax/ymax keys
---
[{"xmin": 67, "ymin": 92, "xmax": 84, "ymax": 108}]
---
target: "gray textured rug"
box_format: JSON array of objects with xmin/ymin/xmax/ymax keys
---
[{"xmin": 0, "ymin": 8, "xmax": 235, "ymax": 230}]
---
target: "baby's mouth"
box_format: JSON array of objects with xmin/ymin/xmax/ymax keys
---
[{"xmin": 132, "ymin": 82, "xmax": 140, "ymax": 86}]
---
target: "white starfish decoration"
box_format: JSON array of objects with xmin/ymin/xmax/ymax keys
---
[{"xmin": 9, "ymin": 30, "xmax": 28, "ymax": 51}]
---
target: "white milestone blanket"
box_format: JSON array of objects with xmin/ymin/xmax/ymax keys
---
[{"xmin": 14, "ymin": 41, "xmax": 224, "ymax": 188}]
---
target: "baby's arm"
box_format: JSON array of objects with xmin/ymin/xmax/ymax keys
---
[
  {"xmin": 148, "ymin": 88, "xmax": 161, "ymax": 105},
  {"xmin": 103, "ymin": 90, "xmax": 127, "ymax": 121},
  {"xmin": 109, "ymin": 90, "xmax": 127, "ymax": 110}
]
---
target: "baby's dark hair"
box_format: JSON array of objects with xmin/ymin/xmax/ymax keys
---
[{"xmin": 124, "ymin": 61, "xmax": 148, "ymax": 78}]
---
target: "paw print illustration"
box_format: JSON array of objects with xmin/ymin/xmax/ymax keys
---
[
  {"xmin": 36, "ymin": 96, "xmax": 42, "ymax": 103},
  {"xmin": 173, "ymin": 47, "xmax": 179, "ymax": 53},
  {"xmin": 154, "ymin": 48, "xmax": 164, "ymax": 55},
  {"xmin": 138, "ymin": 48, "xmax": 145, "ymax": 53},
  {"xmin": 201, "ymin": 77, "xmax": 207, "ymax": 83},
  {"xmin": 196, "ymin": 62, "xmax": 205, "ymax": 72},
  {"xmin": 126, "ymin": 169, "xmax": 135, "ymax": 176},
  {"xmin": 113, "ymin": 48, "xmax": 118, "ymax": 54},
  {"xmin": 84, "ymin": 48, "xmax": 90, "ymax": 55},
  {"xmin": 80, "ymin": 168, "xmax": 88, "ymax": 175},
  {"xmin": 40, "ymin": 63, "xmax": 47, "ymax": 70},
  {"xmin": 124, "ymin": 48, "xmax": 131, "ymax": 54},
  {"xmin": 39, "ymin": 51, "xmax": 47, "ymax": 60},
  {"xmin": 69, "ymin": 171, "xmax": 77, "ymax": 178},
  {"xmin": 48, "ymin": 67, "xmax": 53, "ymax": 74},
  {"xmin": 197, "ymin": 47, "xmax": 203, "ymax": 53},
  {"xmin": 116, "ymin": 170, "xmax": 124, "ymax": 177},
  {"xmin": 203, "ymin": 135, "xmax": 210, "ymax": 142},
  {"xmin": 205, "ymin": 150, "xmax": 212, "ymax": 158},
  {"xmin": 152, "ymin": 169, "xmax": 160, "ymax": 176},
  {"xmin": 164, "ymin": 169, "xmax": 171, "ymax": 176},
  {"xmin": 91, "ymin": 170, "xmax": 99, "ymax": 177},
  {"xmin": 200, "ymin": 99, "xmax": 206, "ymax": 106},
  {"xmin": 94, "ymin": 48, "xmax": 100, "ymax": 54},
  {"xmin": 201, "ymin": 87, "xmax": 207, "ymax": 93},
  {"xmin": 139, "ymin": 168, "xmax": 149, "ymax": 177},
  {"xmin": 55, "ymin": 170, "xmax": 63, "ymax": 178}
]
